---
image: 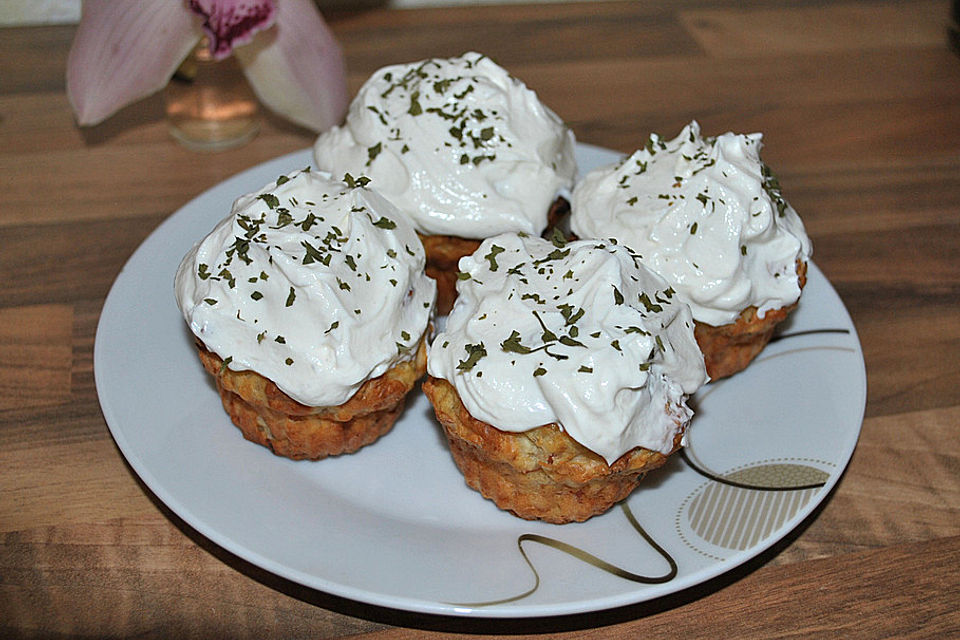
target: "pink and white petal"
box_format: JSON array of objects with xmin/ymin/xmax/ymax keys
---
[
  {"xmin": 188, "ymin": 0, "xmax": 277, "ymax": 61},
  {"xmin": 234, "ymin": 0, "xmax": 348, "ymax": 133},
  {"xmin": 67, "ymin": 0, "xmax": 202, "ymax": 126}
]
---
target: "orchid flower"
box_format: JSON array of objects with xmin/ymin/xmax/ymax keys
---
[{"xmin": 67, "ymin": 0, "xmax": 348, "ymax": 133}]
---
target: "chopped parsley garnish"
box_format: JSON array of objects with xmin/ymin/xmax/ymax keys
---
[
  {"xmin": 638, "ymin": 292, "xmax": 663, "ymax": 313},
  {"xmin": 613, "ymin": 286, "xmax": 624, "ymax": 305},
  {"xmin": 273, "ymin": 209, "xmax": 293, "ymax": 228},
  {"xmin": 372, "ymin": 216, "xmax": 397, "ymax": 229},
  {"xmin": 500, "ymin": 330, "xmax": 531, "ymax": 354},
  {"xmin": 367, "ymin": 142, "xmax": 382, "ymax": 165},
  {"xmin": 484, "ymin": 244, "xmax": 505, "ymax": 271},
  {"xmin": 343, "ymin": 173, "xmax": 371, "ymax": 188},
  {"xmin": 299, "ymin": 213, "xmax": 320, "ymax": 232},
  {"xmin": 408, "ymin": 90, "xmax": 423, "ymax": 116},
  {"xmin": 301, "ymin": 241, "xmax": 327, "ymax": 265},
  {"xmin": 457, "ymin": 342, "xmax": 487, "ymax": 372},
  {"xmin": 549, "ymin": 227, "xmax": 568, "ymax": 248},
  {"xmin": 258, "ymin": 193, "xmax": 279, "ymax": 209}
]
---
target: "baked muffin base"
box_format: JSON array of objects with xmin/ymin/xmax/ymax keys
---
[
  {"xmin": 419, "ymin": 233, "xmax": 482, "ymax": 316},
  {"xmin": 196, "ymin": 338, "xmax": 427, "ymax": 460},
  {"xmin": 423, "ymin": 376, "xmax": 683, "ymax": 524},
  {"xmin": 420, "ymin": 197, "xmax": 571, "ymax": 316},
  {"xmin": 695, "ymin": 261, "xmax": 808, "ymax": 380}
]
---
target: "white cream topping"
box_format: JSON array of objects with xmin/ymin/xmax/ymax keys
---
[
  {"xmin": 571, "ymin": 121, "xmax": 812, "ymax": 327},
  {"xmin": 427, "ymin": 233, "xmax": 706, "ymax": 464},
  {"xmin": 175, "ymin": 169, "xmax": 436, "ymax": 407},
  {"xmin": 312, "ymin": 51, "xmax": 576, "ymax": 239}
]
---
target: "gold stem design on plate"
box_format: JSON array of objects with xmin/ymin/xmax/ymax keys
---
[
  {"xmin": 680, "ymin": 449, "xmax": 828, "ymax": 492},
  {"xmin": 447, "ymin": 502, "xmax": 677, "ymax": 608},
  {"xmin": 768, "ymin": 328, "xmax": 851, "ymax": 343},
  {"xmin": 683, "ymin": 327, "xmax": 854, "ymax": 493},
  {"xmin": 449, "ymin": 328, "xmax": 856, "ymax": 608},
  {"xmin": 676, "ymin": 328, "xmax": 858, "ymax": 555}
]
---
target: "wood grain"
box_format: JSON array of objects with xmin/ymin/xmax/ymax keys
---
[
  {"xmin": 679, "ymin": 1, "xmax": 947, "ymax": 56},
  {"xmin": 1, "ymin": 1, "xmax": 958, "ymax": 637},
  {"xmin": 0, "ymin": 305, "xmax": 72, "ymax": 410}
]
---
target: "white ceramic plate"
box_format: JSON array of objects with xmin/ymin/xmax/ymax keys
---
[{"xmin": 95, "ymin": 144, "xmax": 867, "ymax": 618}]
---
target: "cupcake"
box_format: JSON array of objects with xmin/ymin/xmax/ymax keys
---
[
  {"xmin": 423, "ymin": 233, "xmax": 706, "ymax": 523},
  {"xmin": 175, "ymin": 169, "xmax": 436, "ymax": 460},
  {"xmin": 313, "ymin": 51, "xmax": 577, "ymax": 314},
  {"xmin": 571, "ymin": 121, "xmax": 812, "ymax": 379}
]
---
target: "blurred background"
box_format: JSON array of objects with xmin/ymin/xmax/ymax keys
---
[{"xmin": 1, "ymin": 0, "xmax": 578, "ymax": 26}]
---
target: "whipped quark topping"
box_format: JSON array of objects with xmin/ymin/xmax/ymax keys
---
[
  {"xmin": 313, "ymin": 52, "xmax": 576, "ymax": 239},
  {"xmin": 427, "ymin": 233, "xmax": 707, "ymax": 464},
  {"xmin": 176, "ymin": 169, "xmax": 436, "ymax": 407},
  {"xmin": 571, "ymin": 121, "xmax": 812, "ymax": 327}
]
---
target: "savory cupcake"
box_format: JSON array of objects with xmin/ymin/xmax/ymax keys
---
[
  {"xmin": 175, "ymin": 169, "xmax": 436, "ymax": 460},
  {"xmin": 571, "ymin": 121, "xmax": 812, "ymax": 379},
  {"xmin": 423, "ymin": 233, "xmax": 707, "ymax": 523},
  {"xmin": 313, "ymin": 51, "xmax": 577, "ymax": 314}
]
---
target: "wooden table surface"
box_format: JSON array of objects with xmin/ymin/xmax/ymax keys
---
[{"xmin": 2, "ymin": 1, "xmax": 959, "ymax": 637}]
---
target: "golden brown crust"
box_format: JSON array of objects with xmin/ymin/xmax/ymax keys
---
[
  {"xmin": 422, "ymin": 376, "xmax": 682, "ymax": 524},
  {"xmin": 695, "ymin": 260, "xmax": 808, "ymax": 380},
  {"xmin": 419, "ymin": 197, "xmax": 571, "ymax": 316},
  {"xmin": 196, "ymin": 338, "xmax": 427, "ymax": 460},
  {"xmin": 216, "ymin": 385, "xmax": 405, "ymax": 460}
]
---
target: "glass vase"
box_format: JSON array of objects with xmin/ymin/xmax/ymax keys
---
[{"xmin": 164, "ymin": 41, "xmax": 260, "ymax": 152}]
